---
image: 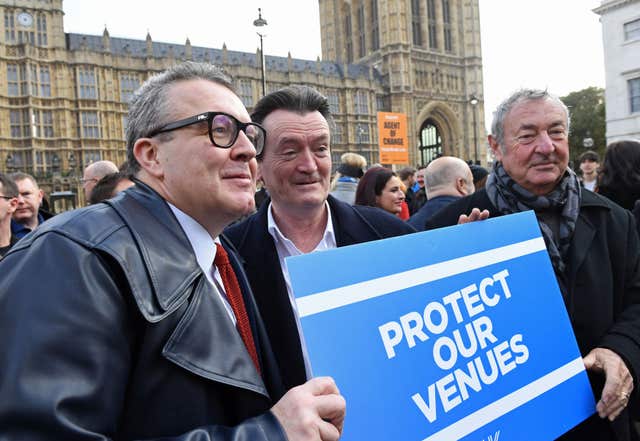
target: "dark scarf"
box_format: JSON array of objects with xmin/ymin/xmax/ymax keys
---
[{"xmin": 486, "ymin": 162, "xmax": 581, "ymax": 276}]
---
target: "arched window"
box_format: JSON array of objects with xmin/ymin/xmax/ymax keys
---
[{"xmin": 419, "ymin": 119, "xmax": 442, "ymax": 165}]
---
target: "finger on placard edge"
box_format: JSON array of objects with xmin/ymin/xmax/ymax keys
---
[
  {"xmin": 317, "ymin": 417, "xmax": 342, "ymax": 441},
  {"xmin": 308, "ymin": 376, "xmax": 340, "ymax": 396},
  {"xmin": 315, "ymin": 394, "xmax": 346, "ymax": 421},
  {"xmin": 597, "ymin": 398, "xmax": 626, "ymax": 421}
]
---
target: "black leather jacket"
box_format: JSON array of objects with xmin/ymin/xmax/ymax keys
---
[{"xmin": 0, "ymin": 182, "xmax": 287, "ymax": 440}]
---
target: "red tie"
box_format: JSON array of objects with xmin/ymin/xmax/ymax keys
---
[{"xmin": 214, "ymin": 243, "xmax": 261, "ymax": 374}]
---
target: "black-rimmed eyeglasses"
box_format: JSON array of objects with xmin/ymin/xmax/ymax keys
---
[{"xmin": 147, "ymin": 111, "xmax": 266, "ymax": 156}]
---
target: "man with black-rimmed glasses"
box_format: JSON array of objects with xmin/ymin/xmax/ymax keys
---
[{"xmin": 0, "ymin": 62, "xmax": 345, "ymax": 441}]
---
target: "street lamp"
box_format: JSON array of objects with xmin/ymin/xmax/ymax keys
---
[
  {"xmin": 469, "ymin": 94, "xmax": 479, "ymax": 164},
  {"xmin": 52, "ymin": 153, "xmax": 61, "ymax": 173},
  {"xmin": 583, "ymin": 130, "xmax": 594, "ymax": 149},
  {"xmin": 5, "ymin": 154, "xmax": 15, "ymax": 172},
  {"xmin": 253, "ymin": 8, "xmax": 268, "ymax": 97},
  {"xmin": 68, "ymin": 153, "xmax": 77, "ymax": 176}
]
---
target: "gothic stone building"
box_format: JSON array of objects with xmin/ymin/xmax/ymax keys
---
[{"xmin": 0, "ymin": 0, "xmax": 485, "ymax": 206}]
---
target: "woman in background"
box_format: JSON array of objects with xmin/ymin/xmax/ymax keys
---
[
  {"xmin": 597, "ymin": 140, "xmax": 640, "ymax": 210},
  {"xmin": 355, "ymin": 166, "xmax": 405, "ymax": 217},
  {"xmin": 330, "ymin": 152, "xmax": 367, "ymax": 205}
]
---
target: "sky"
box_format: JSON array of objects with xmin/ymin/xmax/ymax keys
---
[{"xmin": 62, "ymin": 0, "xmax": 606, "ymax": 131}]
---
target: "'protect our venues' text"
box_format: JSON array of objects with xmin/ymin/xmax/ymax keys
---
[{"xmin": 378, "ymin": 269, "xmax": 530, "ymax": 423}]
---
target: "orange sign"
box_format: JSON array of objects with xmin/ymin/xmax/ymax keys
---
[{"xmin": 377, "ymin": 112, "xmax": 409, "ymax": 164}]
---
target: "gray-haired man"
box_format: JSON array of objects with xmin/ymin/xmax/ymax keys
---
[{"xmin": 426, "ymin": 89, "xmax": 640, "ymax": 440}]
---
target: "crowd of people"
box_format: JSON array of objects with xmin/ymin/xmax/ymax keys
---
[{"xmin": 1, "ymin": 60, "xmax": 640, "ymax": 440}]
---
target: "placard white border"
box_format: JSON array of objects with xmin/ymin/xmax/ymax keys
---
[{"xmin": 297, "ymin": 237, "xmax": 546, "ymax": 317}]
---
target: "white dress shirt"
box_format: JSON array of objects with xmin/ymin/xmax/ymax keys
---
[
  {"xmin": 267, "ymin": 201, "xmax": 337, "ymax": 379},
  {"xmin": 168, "ymin": 202, "xmax": 236, "ymax": 325}
]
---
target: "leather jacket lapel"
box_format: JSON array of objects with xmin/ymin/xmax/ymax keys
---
[
  {"xmin": 107, "ymin": 183, "xmax": 201, "ymax": 320},
  {"xmin": 162, "ymin": 274, "xmax": 269, "ymax": 398}
]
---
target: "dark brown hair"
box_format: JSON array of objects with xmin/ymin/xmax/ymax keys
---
[{"xmin": 355, "ymin": 167, "xmax": 396, "ymax": 207}]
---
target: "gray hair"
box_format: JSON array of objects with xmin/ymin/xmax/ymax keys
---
[
  {"xmin": 490, "ymin": 89, "xmax": 570, "ymax": 153},
  {"xmin": 9, "ymin": 172, "xmax": 39, "ymax": 189},
  {"xmin": 125, "ymin": 62, "xmax": 234, "ymax": 174}
]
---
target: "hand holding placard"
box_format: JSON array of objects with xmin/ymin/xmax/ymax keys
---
[
  {"xmin": 584, "ymin": 347, "xmax": 634, "ymax": 421},
  {"xmin": 272, "ymin": 376, "xmax": 346, "ymax": 441}
]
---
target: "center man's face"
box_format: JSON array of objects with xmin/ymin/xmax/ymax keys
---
[
  {"xmin": 152, "ymin": 79, "xmax": 258, "ymax": 228},
  {"xmin": 259, "ymin": 110, "xmax": 332, "ymax": 212},
  {"xmin": 491, "ymin": 98, "xmax": 569, "ymax": 196}
]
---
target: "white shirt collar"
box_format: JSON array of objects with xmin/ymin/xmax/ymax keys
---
[
  {"xmin": 167, "ymin": 202, "xmax": 219, "ymax": 285},
  {"xmin": 267, "ymin": 200, "xmax": 336, "ymax": 255}
]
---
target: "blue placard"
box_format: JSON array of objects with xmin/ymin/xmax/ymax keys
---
[{"xmin": 287, "ymin": 211, "xmax": 595, "ymax": 441}]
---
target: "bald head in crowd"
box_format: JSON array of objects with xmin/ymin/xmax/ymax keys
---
[
  {"xmin": 82, "ymin": 160, "xmax": 119, "ymax": 202},
  {"xmin": 425, "ymin": 156, "xmax": 475, "ymax": 199}
]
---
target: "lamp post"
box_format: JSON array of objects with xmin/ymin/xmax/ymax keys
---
[
  {"xmin": 5, "ymin": 154, "xmax": 15, "ymax": 172},
  {"xmin": 583, "ymin": 131, "xmax": 594, "ymax": 149},
  {"xmin": 469, "ymin": 94, "xmax": 479, "ymax": 164},
  {"xmin": 253, "ymin": 8, "xmax": 268, "ymax": 97}
]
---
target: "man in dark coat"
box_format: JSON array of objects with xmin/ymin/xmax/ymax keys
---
[
  {"xmin": 426, "ymin": 89, "xmax": 640, "ymax": 441},
  {"xmin": 0, "ymin": 62, "xmax": 345, "ymax": 440},
  {"xmin": 408, "ymin": 156, "xmax": 475, "ymax": 230},
  {"xmin": 226, "ymin": 86, "xmax": 416, "ymax": 392},
  {"xmin": 9, "ymin": 171, "xmax": 54, "ymax": 238}
]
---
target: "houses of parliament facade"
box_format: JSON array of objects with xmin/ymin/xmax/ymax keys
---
[{"xmin": 0, "ymin": 0, "xmax": 485, "ymax": 203}]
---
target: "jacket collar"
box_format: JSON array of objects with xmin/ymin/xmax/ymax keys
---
[
  {"xmin": 106, "ymin": 181, "xmax": 203, "ymax": 321},
  {"xmin": 108, "ymin": 181, "xmax": 270, "ymax": 396},
  {"xmin": 327, "ymin": 194, "xmax": 386, "ymax": 246}
]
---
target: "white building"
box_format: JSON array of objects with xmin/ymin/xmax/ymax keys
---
[{"xmin": 594, "ymin": 0, "xmax": 640, "ymax": 142}]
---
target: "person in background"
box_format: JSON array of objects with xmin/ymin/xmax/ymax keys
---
[
  {"xmin": 469, "ymin": 163, "xmax": 489, "ymax": 191},
  {"xmin": 597, "ymin": 141, "xmax": 640, "ymax": 210},
  {"xmin": 10, "ymin": 172, "xmax": 53, "ymax": 239},
  {"xmin": 579, "ymin": 150, "xmax": 600, "ymax": 192},
  {"xmin": 0, "ymin": 62, "xmax": 345, "ymax": 441},
  {"xmin": 0, "ymin": 173, "xmax": 19, "ymax": 258},
  {"xmin": 426, "ymin": 89, "xmax": 640, "ymax": 440},
  {"xmin": 397, "ymin": 180, "xmax": 411, "ymax": 220},
  {"xmin": 81, "ymin": 160, "xmax": 119, "ymax": 203},
  {"xmin": 355, "ymin": 166, "xmax": 406, "ymax": 217},
  {"xmin": 225, "ymin": 85, "xmax": 415, "ymax": 393},
  {"xmin": 254, "ymin": 177, "xmax": 269, "ymax": 211},
  {"xmin": 88, "ymin": 172, "xmax": 135, "ymax": 204},
  {"xmin": 408, "ymin": 156, "xmax": 475, "ymax": 230},
  {"xmin": 329, "ymin": 152, "xmax": 367, "ymax": 205},
  {"xmin": 398, "ymin": 166, "xmax": 417, "ymax": 213},
  {"xmin": 412, "ymin": 166, "xmax": 427, "ymax": 212}
]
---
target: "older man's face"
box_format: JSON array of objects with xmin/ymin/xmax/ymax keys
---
[
  {"xmin": 259, "ymin": 109, "xmax": 332, "ymax": 214},
  {"xmin": 13, "ymin": 178, "xmax": 43, "ymax": 225},
  {"xmin": 490, "ymin": 98, "xmax": 569, "ymax": 195},
  {"xmin": 81, "ymin": 171, "xmax": 99, "ymax": 200}
]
